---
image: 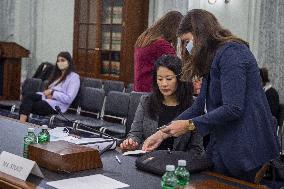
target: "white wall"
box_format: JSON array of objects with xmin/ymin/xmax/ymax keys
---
[
  {"xmin": 149, "ymin": 0, "xmax": 260, "ymax": 57},
  {"xmin": 187, "ymin": 0, "xmax": 260, "ymax": 58},
  {"xmin": 36, "ymin": 0, "xmax": 75, "ymax": 64},
  {"xmin": 148, "ymin": 0, "xmax": 188, "ymax": 25},
  {"xmin": 12, "ymin": 0, "xmax": 74, "ymax": 81}
]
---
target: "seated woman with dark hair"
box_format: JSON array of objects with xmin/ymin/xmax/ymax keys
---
[
  {"xmin": 120, "ymin": 55, "xmax": 204, "ymax": 155},
  {"xmin": 259, "ymin": 67, "xmax": 280, "ymax": 119},
  {"xmin": 19, "ymin": 51, "xmax": 80, "ymax": 123}
]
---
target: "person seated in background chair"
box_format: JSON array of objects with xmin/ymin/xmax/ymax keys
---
[
  {"xmin": 33, "ymin": 62, "xmax": 54, "ymax": 81},
  {"xmin": 259, "ymin": 67, "xmax": 280, "ymax": 120},
  {"xmin": 120, "ymin": 55, "xmax": 204, "ymax": 156},
  {"xmin": 19, "ymin": 51, "xmax": 80, "ymax": 123}
]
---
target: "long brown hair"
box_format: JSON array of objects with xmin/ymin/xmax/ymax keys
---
[
  {"xmin": 178, "ymin": 9, "xmax": 249, "ymax": 81},
  {"xmin": 135, "ymin": 11, "xmax": 183, "ymax": 48}
]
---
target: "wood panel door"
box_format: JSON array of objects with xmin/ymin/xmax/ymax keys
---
[{"xmin": 73, "ymin": 0, "xmax": 149, "ymax": 84}]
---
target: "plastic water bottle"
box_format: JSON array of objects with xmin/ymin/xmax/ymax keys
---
[
  {"xmin": 161, "ymin": 165, "xmax": 177, "ymax": 189},
  {"xmin": 23, "ymin": 128, "xmax": 37, "ymax": 158},
  {"xmin": 38, "ymin": 125, "xmax": 50, "ymax": 144},
  {"xmin": 175, "ymin": 160, "xmax": 190, "ymax": 188}
]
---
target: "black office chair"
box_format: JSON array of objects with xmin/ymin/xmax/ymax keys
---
[
  {"xmin": 51, "ymin": 87, "xmax": 105, "ymax": 129},
  {"xmin": 103, "ymin": 80, "xmax": 124, "ymax": 95},
  {"xmin": 277, "ymin": 104, "xmax": 284, "ymax": 154},
  {"xmin": 101, "ymin": 91, "xmax": 130, "ymax": 138},
  {"xmin": 125, "ymin": 83, "xmax": 134, "ymax": 93},
  {"xmin": 0, "ymin": 78, "xmax": 42, "ymax": 112},
  {"xmin": 82, "ymin": 77, "xmax": 103, "ymax": 89},
  {"xmin": 125, "ymin": 92, "xmax": 148, "ymax": 135}
]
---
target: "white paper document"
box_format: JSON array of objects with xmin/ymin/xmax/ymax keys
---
[
  {"xmin": 122, "ymin": 150, "xmax": 146, "ymax": 156},
  {"xmin": 47, "ymin": 174, "xmax": 129, "ymax": 189}
]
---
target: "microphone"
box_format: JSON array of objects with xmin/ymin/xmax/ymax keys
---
[
  {"xmin": 54, "ymin": 105, "xmax": 117, "ymax": 154},
  {"xmin": 55, "ymin": 105, "xmax": 78, "ymax": 132}
]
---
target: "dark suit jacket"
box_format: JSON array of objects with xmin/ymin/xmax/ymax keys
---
[
  {"xmin": 265, "ymin": 87, "xmax": 280, "ymax": 119},
  {"xmin": 127, "ymin": 95, "xmax": 204, "ymax": 157},
  {"xmin": 177, "ymin": 42, "xmax": 280, "ymax": 177}
]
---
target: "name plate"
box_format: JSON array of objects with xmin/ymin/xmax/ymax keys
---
[{"xmin": 0, "ymin": 151, "xmax": 43, "ymax": 181}]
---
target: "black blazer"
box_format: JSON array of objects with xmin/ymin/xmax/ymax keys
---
[{"xmin": 265, "ymin": 87, "xmax": 280, "ymax": 120}]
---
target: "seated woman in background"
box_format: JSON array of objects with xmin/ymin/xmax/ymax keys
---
[
  {"xmin": 259, "ymin": 67, "xmax": 280, "ymax": 120},
  {"xmin": 120, "ymin": 55, "xmax": 204, "ymax": 155},
  {"xmin": 19, "ymin": 51, "xmax": 80, "ymax": 123}
]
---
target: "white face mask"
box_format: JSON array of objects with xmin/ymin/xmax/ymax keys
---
[
  {"xmin": 186, "ymin": 40, "xmax": 194, "ymax": 54},
  {"xmin": 57, "ymin": 59, "xmax": 69, "ymax": 70}
]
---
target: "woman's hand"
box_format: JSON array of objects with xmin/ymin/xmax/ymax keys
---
[
  {"xmin": 43, "ymin": 89, "xmax": 53, "ymax": 99},
  {"xmin": 44, "ymin": 89, "xmax": 52, "ymax": 96},
  {"xmin": 119, "ymin": 138, "xmax": 139, "ymax": 152},
  {"xmin": 161, "ymin": 120, "xmax": 190, "ymax": 137},
  {"xmin": 142, "ymin": 131, "xmax": 169, "ymax": 152}
]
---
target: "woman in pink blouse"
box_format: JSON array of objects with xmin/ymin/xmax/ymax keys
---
[{"xmin": 134, "ymin": 11, "xmax": 183, "ymax": 92}]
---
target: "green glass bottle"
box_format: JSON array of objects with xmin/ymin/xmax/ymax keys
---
[
  {"xmin": 161, "ymin": 165, "xmax": 177, "ymax": 189},
  {"xmin": 175, "ymin": 160, "xmax": 190, "ymax": 188},
  {"xmin": 38, "ymin": 125, "xmax": 50, "ymax": 144},
  {"xmin": 23, "ymin": 128, "xmax": 37, "ymax": 158}
]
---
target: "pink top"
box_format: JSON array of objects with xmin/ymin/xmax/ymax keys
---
[{"xmin": 134, "ymin": 38, "xmax": 176, "ymax": 92}]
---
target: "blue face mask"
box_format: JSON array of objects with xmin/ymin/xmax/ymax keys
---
[{"xmin": 186, "ymin": 40, "xmax": 193, "ymax": 54}]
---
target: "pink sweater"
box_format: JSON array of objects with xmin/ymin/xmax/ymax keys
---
[{"xmin": 134, "ymin": 38, "xmax": 176, "ymax": 92}]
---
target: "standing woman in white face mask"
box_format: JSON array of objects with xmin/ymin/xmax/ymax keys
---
[{"xmin": 19, "ymin": 51, "xmax": 80, "ymax": 123}]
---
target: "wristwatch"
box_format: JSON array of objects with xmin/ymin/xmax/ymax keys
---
[{"xmin": 187, "ymin": 119, "xmax": 196, "ymax": 131}]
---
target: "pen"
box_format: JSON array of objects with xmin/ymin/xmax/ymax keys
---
[{"xmin": 115, "ymin": 155, "xmax": 121, "ymax": 164}]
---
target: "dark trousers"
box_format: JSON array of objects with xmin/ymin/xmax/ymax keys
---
[{"xmin": 19, "ymin": 93, "xmax": 57, "ymax": 116}]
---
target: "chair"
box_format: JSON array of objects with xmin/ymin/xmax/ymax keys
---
[
  {"xmin": 277, "ymin": 104, "xmax": 284, "ymax": 154},
  {"xmin": 101, "ymin": 91, "xmax": 130, "ymax": 138},
  {"xmin": 39, "ymin": 80, "xmax": 49, "ymax": 92},
  {"xmin": 33, "ymin": 62, "xmax": 54, "ymax": 81},
  {"xmin": 103, "ymin": 80, "xmax": 124, "ymax": 95},
  {"xmin": 125, "ymin": 92, "xmax": 148, "ymax": 135},
  {"xmin": 51, "ymin": 87, "xmax": 105, "ymax": 129},
  {"xmin": 82, "ymin": 77, "xmax": 103, "ymax": 89},
  {"xmin": 68, "ymin": 85, "xmax": 83, "ymax": 112},
  {"xmin": 125, "ymin": 83, "xmax": 134, "ymax": 93},
  {"xmin": 277, "ymin": 104, "xmax": 284, "ymax": 128},
  {"xmin": 0, "ymin": 78, "xmax": 42, "ymax": 111}
]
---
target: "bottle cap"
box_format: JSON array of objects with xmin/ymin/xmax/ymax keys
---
[
  {"xmin": 42, "ymin": 125, "xmax": 48, "ymax": 129},
  {"xmin": 166, "ymin": 165, "xmax": 175, "ymax": 172},
  {"xmin": 28, "ymin": 128, "xmax": 35, "ymax": 132},
  {"xmin": 178, "ymin": 160, "xmax": 186, "ymax": 166}
]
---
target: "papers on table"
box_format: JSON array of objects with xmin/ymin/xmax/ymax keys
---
[
  {"xmin": 122, "ymin": 150, "xmax": 146, "ymax": 156},
  {"xmin": 47, "ymin": 174, "xmax": 129, "ymax": 189}
]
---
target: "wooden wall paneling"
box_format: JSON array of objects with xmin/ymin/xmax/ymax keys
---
[
  {"xmin": 121, "ymin": 0, "xmax": 149, "ymax": 84},
  {"xmin": 73, "ymin": 0, "xmax": 149, "ymax": 83}
]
